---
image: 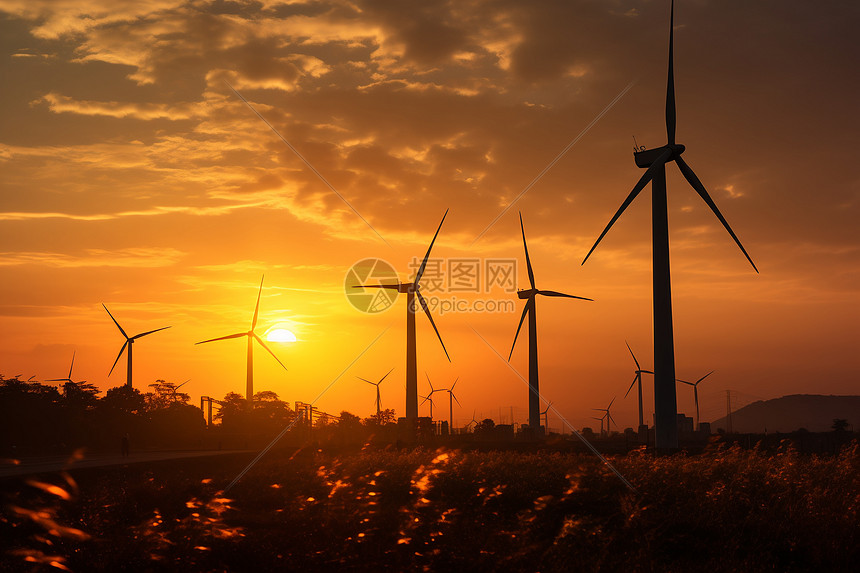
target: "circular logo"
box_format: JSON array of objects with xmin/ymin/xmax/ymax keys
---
[{"xmin": 344, "ymin": 258, "xmax": 399, "ymax": 313}]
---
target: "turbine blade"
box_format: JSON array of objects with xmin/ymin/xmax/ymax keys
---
[
  {"xmin": 519, "ymin": 212, "xmax": 536, "ymax": 289},
  {"xmin": 537, "ymin": 290, "xmax": 592, "ymax": 301},
  {"xmin": 196, "ymin": 332, "xmax": 248, "ymax": 344},
  {"xmin": 426, "ymin": 371, "xmax": 433, "ymax": 391},
  {"xmin": 696, "ymin": 370, "xmax": 715, "ymax": 385},
  {"xmin": 581, "ymin": 149, "xmax": 671, "ymax": 265},
  {"xmin": 357, "ymin": 376, "xmax": 375, "ymax": 385},
  {"xmin": 131, "ymin": 326, "xmax": 171, "ymax": 340},
  {"xmin": 416, "ymin": 291, "xmax": 450, "ymax": 362},
  {"xmin": 678, "ymin": 379, "xmax": 694, "ymax": 386},
  {"xmin": 103, "ymin": 304, "xmax": 128, "ymax": 339},
  {"xmin": 607, "ymin": 396, "xmax": 616, "ymax": 410},
  {"xmin": 675, "ymin": 156, "xmax": 758, "ymax": 272},
  {"xmin": 666, "ymin": 0, "xmax": 676, "ymax": 145},
  {"xmin": 453, "ymin": 393, "xmax": 461, "ymax": 407},
  {"xmin": 508, "ymin": 299, "xmax": 532, "ymax": 361},
  {"xmin": 253, "ymin": 333, "xmax": 288, "ymax": 371},
  {"xmin": 68, "ymin": 351, "xmax": 75, "ymax": 378},
  {"xmin": 624, "ymin": 374, "xmax": 637, "ymax": 398},
  {"xmin": 451, "ymin": 377, "xmax": 458, "ymax": 391},
  {"xmin": 176, "ymin": 379, "xmax": 190, "ymax": 390},
  {"xmin": 351, "ymin": 284, "xmax": 400, "ymax": 290},
  {"xmin": 252, "ymin": 275, "xmax": 264, "ymax": 330},
  {"xmin": 108, "ymin": 341, "xmax": 128, "ymax": 376},
  {"xmin": 625, "ymin": 340, "xmax": 642, "ymax": 371},
  {"xmin": 642, "ymin": 369, "xmax": 654, "ymax": 375},
  {"xmin": 415, "ymin": 209, "xmax": 449, "ymax": 286},
  {"xmin": 379, "ymin": 367, "xmax": 395, "ymax": 384}
]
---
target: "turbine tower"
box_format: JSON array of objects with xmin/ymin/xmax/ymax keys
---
[
  {"xmin": 510, "ymin": 212, "xmax": 592, "ymax": 430},
  {"xmin": 353, "ymin": 210, "xmax": 451, "ymax": 421},
  {"xmin": 581, "ymin": 0, "xmax": 757, "ymax": 450},
  {"xmin": 195, "ymin": 276, "xmax": 287, "ymax": 409},
  {"xmin": 623, "ymin": 342, "xmax": 654, "ymax": 431},
  {"xmin": 46, "ymin": 351, "xmax": 85, "ymax": 385},
  {"xmin": 540, "ymin": 401, "xmax": 552, "ymax": 434},
  {"xmin": 678, "ymin": 370, "xmax": 713, "ymax": 430},
  {"xmin": 358, "ymin": 368, "xmax": 394, "ymax": 417},
  {"xmin": 103, "ymin": 304, "xmax": 171, "ymax": 389}
]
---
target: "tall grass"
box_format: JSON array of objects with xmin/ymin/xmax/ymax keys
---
[{"xmin": 2, "ymin": 442, "xmax": 858, "ymax": 571}]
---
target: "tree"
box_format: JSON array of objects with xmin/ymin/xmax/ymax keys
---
[
  {"xmin": 101, "ymin": 386, "xmax": 146, "ymax": 415},
  {"xmin": 363, "ymin": 408, "xmax": 397, "ymax": 426},
  {"xmin": 474, "ymin": 418, "xmax": 496, "ymax": 435},
  {"xmin": 145, "ymin": 380, "xmax": 190, "ymax": 411},
  {"xmin": 832, "ymin": 418, "xmax": 850, "ymax": 432}
]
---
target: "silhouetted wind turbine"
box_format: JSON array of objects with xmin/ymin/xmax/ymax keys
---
[
  {"xmin": 170, "ymin": 379, "xmax": 191, "ymax": 402},
  {"xmin": 623, "ymin": 342, "xmax": 654, "ymax": 430},
  {"xmin": 581, "ymin": 0, "xmax": 757, "ymax": 450},
  {"xmin": 593, "ymin": 397, "xmax": 617, "ymax": 435},
  {"xmin": 540, "ymin": 401, "xmax": 552, "ymax": 433},
  {"xmin": 353, "ymin": 210, "xmax": 451, "ymax": 421},
  {"xmin": 420, "ymin": 373, "xmax": 444, "ymax": 419},
  {"xmin": 591, "ymin": 416, "xmax": 606, "ymax": 437},
  {"xmin": 195, "ymin": 276, "xmax": 287, "ymax": 409},
  {"xmin": 510, "ymin": 212, "xmax": 592, "ymax": 430},
  {"xmin": 103, "ymin": 304, "xmax": 170, "ymax": 389},
  {"xmin": 46, "ymin": 351, "xmax": 85, "ymax": 385},
  {"xmin": 358, "ymin": 368, "xmax": 394, "ymax": 416},
  {"xmin": 678, "ymin": 370, "xmax": 713, "ymax": 430},
  {"xmin": 445, "ymin": 378, "xmax": 461, "ymax": 432}
]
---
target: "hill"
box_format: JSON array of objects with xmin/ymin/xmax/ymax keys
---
[{"xmin": 710, "ymin": 394, "xmax": 860, "ymax": 433}]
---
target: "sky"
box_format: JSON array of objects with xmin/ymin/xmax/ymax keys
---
[{"xmin": 1, "ymin": 0, "xmax": 858, "ymax": 431}]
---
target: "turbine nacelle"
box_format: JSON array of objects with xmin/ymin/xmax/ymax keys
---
[
  {"xmin": 517, "ymin": 288, "xmax": 538, "ymax": 300},
  {"xmin": 634, "ymin": 143, "xmax": 686, "ymax": 168}
]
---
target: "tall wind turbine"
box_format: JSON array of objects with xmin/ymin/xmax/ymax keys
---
[
  {"xmin": 46, "ymin": 351, "xmax": 85, "ymax": 385},
  {"xmin": 581, "ymin": 0, "xmax": 757, "ymax": 450},
  {"xmin": 103, "ymin": 305, "xmax": 171, "ymax": 389},
  {"xmin": 623, "ymin": 342, "xmax": 654, "ymax": 431},
  {"xmin": 353, "ymin": 210, "xmax": 451, "ymax": 421},
  {"xmin": 445, "ymin": 378, "xmax": 460, "ymax": 432},
  {"xmin": 678, "ymin": 370, "xmax": 713, "ymax": 430},
  {"xmin": 358, "ymin": 368, "xmax": 394, "ymax": 417},
  {"xmin": 195, "ymin": 276, "xmax": 287, "ymax": 409},
  {"xmin": 510, "ymin": 212, "xmax": 592, "ymax": 430}
]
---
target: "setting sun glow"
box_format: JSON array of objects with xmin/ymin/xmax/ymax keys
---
[{"xmin": 266, "ymin": 328, "xmax": 297, "ymax": 343}]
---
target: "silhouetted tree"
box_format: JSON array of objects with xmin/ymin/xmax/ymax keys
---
[
  {"xmin": 832, "ymin": 418, "xmax": 849, "ymax": 432},
  {"xmin": 363, "ymin": 408, "xmax": 397, "ymax": 426}
]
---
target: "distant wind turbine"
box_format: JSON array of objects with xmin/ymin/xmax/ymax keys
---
[
  {"xmin": 623, "ymin": 342, "xmax": 654, "ymax": 431},
  {"xmin": 510, "ymin": 212, "xmax": 592, "ymax": 430},
  {"xmin": 540, "ymin": 401, "xmax": 552, "ymax": 433},
  {"xmin": 353, "ymin": 210, "xmax": 451, "ymax": 421},
  {"xmin": 195, "ymin": 276, "xmax": 287, "ymax": 409},
  {"xmin": 581, "ymin": 0, "xmax": 757, "ymax": 450},
  {"xmin": 358, "ymin": 368, "xmax": 394, "ymax": 417},
  {"xmin": 103, "ymin": 304, "xmax": 171, "ymax": 389},
  {"xmin": 593, "ymin": 397, "xmax": 617, "ymax": 436},
  {"xmin": 445, "ymin": 378, "xmax": 461, "ymax": 432},
  {"xmin": 420, "ymin": 373, "xmax": 445, "ymax": 420},
  {"xmin": 46, "ymin": 351, "xmax": 85, "ymax": 385},
  {"xmin": 678, "ymin": 370, "xmax": 713, "ymax": 430}
]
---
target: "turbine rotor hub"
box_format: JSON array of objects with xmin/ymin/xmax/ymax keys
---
[{"xmin": 633, "ymin": 143, "xmax": 685, "ymax": 168}]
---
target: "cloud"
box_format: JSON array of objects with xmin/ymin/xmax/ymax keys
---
[
  {"xmin": 33, "ymin": 93, "xmax": 199, "ymax": 120},
  {"xmin": 0, "ymin": 247, "xmax": 185, "ymax": 268}
]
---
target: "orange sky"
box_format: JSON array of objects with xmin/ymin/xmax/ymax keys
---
[{"xmin": 1, "ymin": 0, "xmax": 858, "ymax": 431}]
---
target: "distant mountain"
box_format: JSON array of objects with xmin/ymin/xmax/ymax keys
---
[{"xmin": 710, "ymin": 394, "xmax": 860, "ymax": 434}]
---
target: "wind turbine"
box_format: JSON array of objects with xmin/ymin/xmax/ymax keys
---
[
  {"xmin": 357, "ymin": 368, "xmax": 394, "ymax": 417},
  {"xmin": 581, "ymin": 0, "xmax": 757, "ymax": 450},
  {"xmin": 591, "ymin": 416, "xmax": 606, "ymax": 438},
  {"xmin": 678, "ymin": 370, "xmax": 713, "ymax": 430},
  {"xmin": 103, "ymin": 304, "xmax": 171, "ymax": 389},
  {"xmin": 623, "ymin": 342, "xmax": 654, "ymax": 431},
  {"xmin": 46, "ymin": 351, "xmax": 85, "ymax": 385},
  {"xmin": 510, "ymin": 212, "xmax": 592, "ymax": 430},
  {"xmin": 195, "ymin": 276, "xmax": 287, "ymax": 409},
  {"xmin": 593, "ymin": 397, "xmax": 617, "ymax": 436},
  {"xmin": 540, "ymin": 401, "xmax": 552, "ymax": 434},
  {"xmin": 445, "ymin": 378, "xmax": 461, "ymax": 432},
  {"xmin": 353, "ymin": 210, "xmax": 451, "ymax": 421},
  {"xmin": 420, "ymin": 373, "xmax": 444, "ymax": 419}
]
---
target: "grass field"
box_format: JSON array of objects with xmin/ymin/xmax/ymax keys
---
[{"xmin": 2, "ymin": 441, "xmax": 859, "ymax": 572}]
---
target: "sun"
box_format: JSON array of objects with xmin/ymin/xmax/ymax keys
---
[{"xmin": 265, "ymin": 327, "xmax": 297, "ymax": 343}]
